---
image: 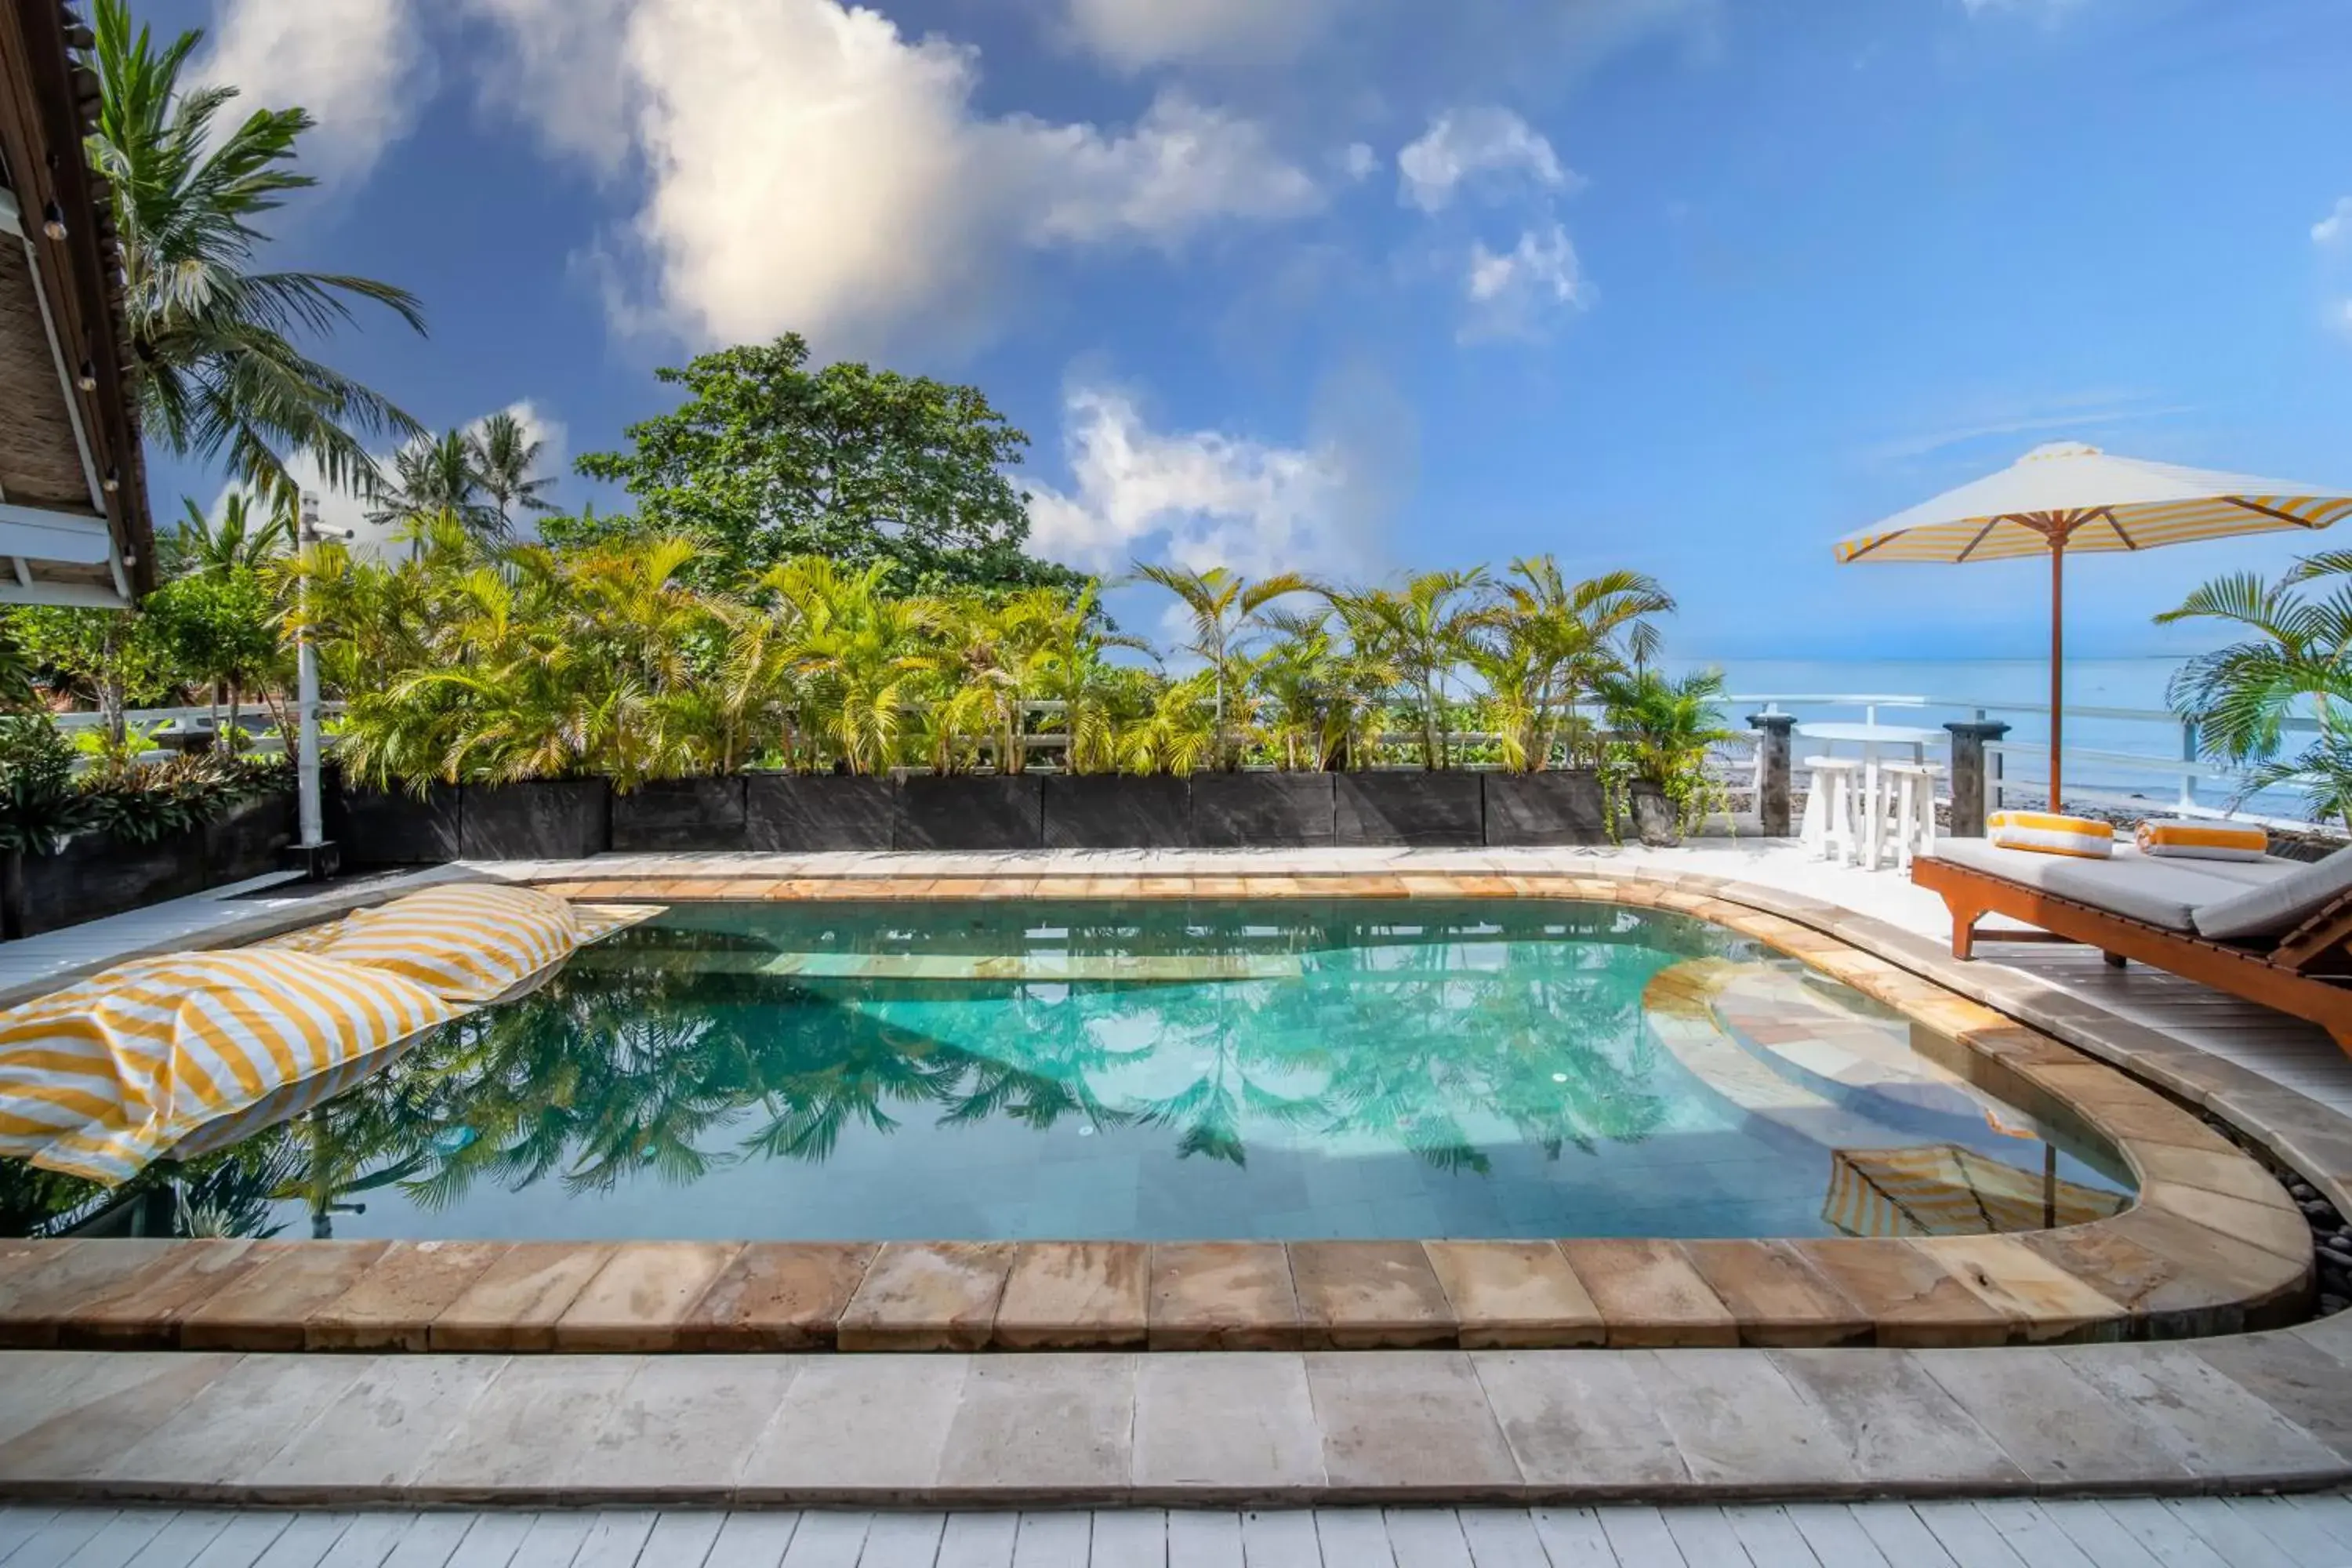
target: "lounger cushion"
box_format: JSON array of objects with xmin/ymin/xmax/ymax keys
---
[
  {"xmin": 2192, "ymin": 844, "xmax": 2352, "ymax": 941},
  {"xmin": 1927, "ymin": 839, "xmax": 2289, "ymax": 932}
]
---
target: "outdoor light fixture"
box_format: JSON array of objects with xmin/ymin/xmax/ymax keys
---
[
  {"xmin": 100, "ymin": 466, "xmax": 118, "ymax": 492},
  {"xmin": 74, "ymin": 359, "xmax": 96, "ymax": 391},
  {"xmin": 39, "ymin": 201, "xmax": 64, "ymax": 240}
]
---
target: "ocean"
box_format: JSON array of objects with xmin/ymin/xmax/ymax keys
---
[{"xmin": 1661, "ymin": 656, "xmax": 2310, "ymax": 819}]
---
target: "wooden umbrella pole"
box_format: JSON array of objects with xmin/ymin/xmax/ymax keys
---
[{"xmin": 2049, "ymin": 534, "xmax": 2065, "ymax": 809}]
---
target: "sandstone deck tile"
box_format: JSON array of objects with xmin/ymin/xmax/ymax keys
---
[
  {"xmin": 1767, "ymin": 1348, "xmax": 2027, "ymax": 1494},
  {"xmin": 56, "ymin": 1241, "xmax": 265, "ymax": 1349},
  {"xmin": 993, "ymin": 1243, "xmax": 1147, "ymax": 1350},
  {"xmin": 0, "ymin": 1353, "xmax": 240, "ymax": 1485},
  {"xmin": 307, "ymin": 1241, "xmax": 507, "ymax": 1352},
  {"xmin": 737, "ymin": 1355, "xmax": 971, "ymax": 1497},
  {"xmin": 97, "ymin": 1352, "xmax": 374, "ymax": 1489},
  {"xmin": 837, "ymin": 1243, "xmax": 1014, "ymax": 1352},
  {"xmin": 1788, "ymin": 1239, "xmax": 2016, "ymax": 1348},
  {"xmin": 1287, "ymin": 1243, "xmax": 1455, "ymax": 1350},
  {"xmin": 407, "ymin": 1356, "xmax": 644, "ymax": 1502},
  {"xmin": 2137, "ymin": 1183, "xmax": 2314, "ymax": 1264},
  {"xmin": 430, "ymin": 1243, "xmax": 617, "ymax": 1352},
  {"xmin": 1678, "ymin": 1241, "xmax": 1871, "ymax": 1348},
  {"xmin": 1557, "ymin": 1239, "xmax": 1738, "ymax": 1348},
  {"xmin": 2056, "ymin": 1343, "xmax": 2347, "ymax": 1489},
  {"xmin": 1306, "ymin": 1350, "xmax": 1522, "ymax": 1497},
  {"xmin": 554, "ymin": 1243, "xmax": 744, "ymax": 1352},
  {"xmin": 563, "ymin": 1356, "xmax": 802, "ymax": 1501},
  {"xmin": 2097, "ymin": 1208, "xmax": 2313, "ymax": 1330},
  {"xmin": 935, "ymin": 1354, "xmax": 1138, "ymax": 1495},
  {"xmin": 178, "ymin": 1243, "xmax": 391, "ymax": 1352},
  {"xmin": 247, "ymin": 1355, "xmax": 506, "ymax": 1497},
  {"xmin": 680, "ymin": 1243, "xmax": 876, "ymax": 1351},
  {"xmin": 1468, "ymin": 1350, "xmax": 1690, "ymax": 1494},
  {"xmin": 1423, "ymin": 1241, "xmax": 1602, "ymax": 1349},
  {"xmin": 1149, "ymin": 1243, "xmax": 1300, "ymax": 1351},
  {"xmin": 1130, "ymin": 1353, "xmax": 1324, "ymax": 1494},
  {"xmin": 1915, "ymin": 1236, "xmax": 2129, "ymax": 1344},
  {"xmin": 0, "ymin": 1241, "xmax": 180, "ymax": 1348},
  {"xmin": 1911, "ymin": 1348, "xmax": 2197, "ymax": 1492},
  {"xmin": 1642, "ymin": 1349, "xmax": 1862, "ymax": 1494}
]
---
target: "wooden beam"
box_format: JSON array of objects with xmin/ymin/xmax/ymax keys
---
[
  {"xmin": 0, "ymin": 575, "xmax": 129, "ymax": 608},
  {"xmin": 0, "ymin": 502, "xmax": 112, "ymax": 564}
]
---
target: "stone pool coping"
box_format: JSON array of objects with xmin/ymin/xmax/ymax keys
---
[{"xmin": 0, "ymin": 867, "xmax": 2314, "ymax": 1356}]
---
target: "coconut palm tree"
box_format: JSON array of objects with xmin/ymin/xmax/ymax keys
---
[
  {"xmin": 469, "ymin": 412, "xmax": 557, "ymax": 535},
  {"xmin": 1132, "ymin": 564, "xmax": 1314, "ymax": 769},
  {"xmin": 162, "ymin": 492, "xmax": 291, "ymax": 578},
  {"xmin": 89, "ymin": 0, "xmax": 426, "ymax": 500},
  {"xmin": 369, "ymin": 432, "xmax": 498, "ymax": 541},
  {"xmin": 2159, "ymin": 552, "xmax": 2352, "ymax": 830}
]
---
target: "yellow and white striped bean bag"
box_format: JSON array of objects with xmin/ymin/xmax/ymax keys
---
[
  {"xmin": 318, "ymin": 883, "xmax": 587, "ymax": 1004},
  {"xmin": 2136, "ymin": 818, "xmax": 2269, "ymax": 862},
  {"xmin": 1987, "ymin": 810, "xmax": 2114, "ymax": 859},
  {"xmin": 0, "ymin": 950, "xmax": 460, "ymax": 1185}
]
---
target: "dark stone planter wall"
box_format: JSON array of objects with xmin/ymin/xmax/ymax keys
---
[
  {"xmin": 746, "ymin": 775, "xmax": 896, "ymax": 852},
  {"xmin": 1336, "ymin": 771, "xmax": 1485, "ymax": 847},
  {"xmin": 18, "ymin": 790, "xmax": 297, "ymax": 938},
  {"xmin": 325, "ymin": 769, "xmax": 1624, "ymax": 871},
  {"xmin": 898, "ymin": 775, "xmax": 1043, "ymax": 851},
  {"xmin": 612, "ymin": 778, "xmax": 749, "ymax": 854}
]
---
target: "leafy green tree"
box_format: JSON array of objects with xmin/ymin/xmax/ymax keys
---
[
  {"xmin": 6, "ymin": 608, "xmax": 177, "ymax": 742},
  {"xmin": 2159, "ymin": 551, "xmax": 2352, "ymax": 829},
  {"xmin": 89, "ymin": 0, "xmax": 426, "ymax": 499},
  {"xmin": 142, "ymin": 568, "xmax": 285, "ymax": 747},
  {"xmin": 573, "ymin": 335, "xmax": 1073, "ymax": 588}
]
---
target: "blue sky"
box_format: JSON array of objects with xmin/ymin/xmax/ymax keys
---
[{"xmin": 144, "ymin": 0, "xmax": 2352, "ymax": 659}]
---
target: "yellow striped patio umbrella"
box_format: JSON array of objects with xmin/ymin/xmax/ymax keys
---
[
  {"xmin": 1824, "ymin": 1143, "xmax": 2128, "ymax": 1237},
  {"xmin": 1833, "ymin": 443, "xmax": 2352, "ymax": 806}
]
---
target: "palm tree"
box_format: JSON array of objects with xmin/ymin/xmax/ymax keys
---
[
  {"xmin": 370, "ymin": 432, "xmax": 497, "ymax": 540},
  {"xmin": 1475, "ymin": 559, "xmax": 1675, "ymax": 771},
  {"xmin": 1133, "ymin": 563, "xmax": 1313, "ymax": 769},
  {"xmin": 89, "ymin": 0, "xmax": 426, "ymax": 499},
  {"xmin": 2158, "ymin": 552, "xmax": 2352, "ymax": 829},
  {"xmin": 469, "ymin": 412, "xmax": 557, "ymax": 534},
  {"xmin": 162, "ymin": 492, "xmax": 291, "ymax": 578},
  {"xmin": 1335, "ymin": 568, "xmax": 1492, "ymax": 769}
]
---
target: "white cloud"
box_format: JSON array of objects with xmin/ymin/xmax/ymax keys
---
[
  {"xmin": 1060, "ymin": 0, "xmax": 1345, "ymax": 71},
  {"xmin": 2314, "ymin": 197, "xmax": 2352, "ymax": 246},
  {"xmin": 1397, "ymin": 107, "xmax": 1570, "ymax": 214},
  {"xmin": 190, "ymin": 0, "xmax": 425, "ymax": 185},
  {"xmin": 1958, "ymin": 0, "xmax": 2088, "ymax": 16},
  {"xmin": 1026, "ymin": 386, "xmax": 1365, "ymax": 582},
  {"xmin": 2333, "ymin": 299, "xmax": 2352, "ymax": 339},
  {"xmin": 1341, "ymin": 143, "xmax": 1381, "ymax": 183},
  {"xmin": 464, "ymin": 0, "xmax": 1320, "ymax": 353},
  {"xmin": 1460, "ymin": 225, "xmax": 1592, "ymax": 341}
]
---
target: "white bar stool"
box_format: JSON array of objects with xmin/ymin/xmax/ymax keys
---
[
  {"xmin": 1882, "ymin": 760, "xmax": 1942, "ymax": 870},
  {"xmin": 1800, "ymin": 757, "xmax": 1862, "ymax": 865}
]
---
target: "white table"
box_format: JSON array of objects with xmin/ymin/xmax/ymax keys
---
[{"xmin": 1796, "ymin": 721, "xmax": 1942, "ymax": 869}]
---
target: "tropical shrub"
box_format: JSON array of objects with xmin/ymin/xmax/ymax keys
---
[{"xmin": 1597, "ymin": 669, "xmax": 1735, "ymax": 839}]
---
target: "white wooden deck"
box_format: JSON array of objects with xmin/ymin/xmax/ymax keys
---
[{"xmin": 7, "ymin": 1498, "xmax": 2352, "ymax": 1568}]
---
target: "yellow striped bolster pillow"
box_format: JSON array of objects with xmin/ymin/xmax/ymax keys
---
[
  {"xmin": 0, "ymin": 950, "xmax": 459, "ymax": 1186},
  {"xmin": 1987, "ymin": 810, "xmax": 2115, "ymax": 859},
  {"xmin": 2136, "ymin": 818, "xmax": 2269, "ymax": 862},
  {"xmin": 321, "ymin": 883, "xmax": 584, "ymax": 1004}
]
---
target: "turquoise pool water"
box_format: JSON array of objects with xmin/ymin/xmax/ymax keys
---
[{"xmin": 2, "ymin": 900, "xmax": 2133, "ymax": 1242}]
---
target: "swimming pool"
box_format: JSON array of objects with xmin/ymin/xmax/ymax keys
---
[{"xmin": 6, "ymin": 899, "xmax": 2135, "ymax": 1243}]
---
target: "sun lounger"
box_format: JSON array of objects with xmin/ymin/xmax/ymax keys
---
[{"xmin": 1912, "ymin": 839, "xmax": 2352, "ymax": 1051}]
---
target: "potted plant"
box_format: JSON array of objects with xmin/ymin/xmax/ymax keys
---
[
  {"xmin": 1598, "ymin": 670, "xmax": 1733, "ymax": 847},
  {"xmin": 0, "ymin": 717, "xmax": 87, "ymax": 938}
]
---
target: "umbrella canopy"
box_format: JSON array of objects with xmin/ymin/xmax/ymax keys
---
[{"xmin": 1834, "ymin": 443, "xmax": 2352, "ymax": 805}]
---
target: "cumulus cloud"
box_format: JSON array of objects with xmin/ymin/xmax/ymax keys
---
[
  {"xmin": 1460, "ymin": 224, "xmax": 1592, "ymax": 341},
  {"xmin": 1396, "ymin": 107, "xmax": 1571, "ymax": 213},
  {"xmin": 2315, "ymin": 197, "xmax": 2352, "ymax": 247},
  {"xmin": 464, "ymin": 0, "xmax": 1321, "ymax": 353},
  {"xmin": 1025, "ymin": 386, "xmax": 1367, "ymax": 582},
  {"xmin": 190, "ymin": 0, "xmax": 426, "ymax": 185},
  {"xmin": 1059, "ymin": 0, "xmax": 1346, "ymax": 71},
  {"xmin": 1341, "ymin": 143, "xmax": 1381, "ymax": 183}
]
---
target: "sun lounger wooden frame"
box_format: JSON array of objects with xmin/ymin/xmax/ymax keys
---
[{"xmin": 1912, "ymin": 854, "xmax": 2352, "ymax": 1051}]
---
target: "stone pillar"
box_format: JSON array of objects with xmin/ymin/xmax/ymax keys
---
[
  {"xmin": 1747, "ymin": 713, "xmax": 1797, "ymax": 837},
  {"xmin": 1944, "ymin": 720, "xmax": 2012, "ymax": 837}
]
